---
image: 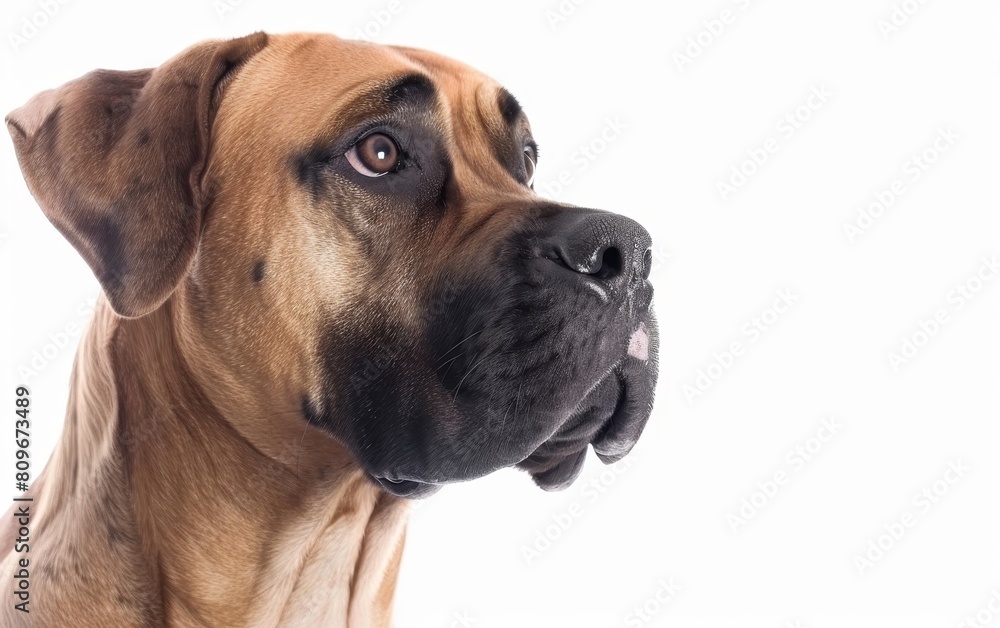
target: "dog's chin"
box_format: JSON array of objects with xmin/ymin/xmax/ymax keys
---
[
  {"xmin": 521, "ymin": 447, "xmax": 591, "ymax": 492},
  {"xmin": 517, "ymin": 357, "xmax": 655, "ymax": 492}
]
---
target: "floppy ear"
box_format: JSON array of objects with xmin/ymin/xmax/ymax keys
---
[{"xmin": 5, "ymin": 32, "xmax": 268, "ymax": 318}]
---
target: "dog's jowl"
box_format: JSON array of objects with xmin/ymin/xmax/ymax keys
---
[{"xmin": 1, "ymin": 32, "xmax": 657, "ymax": 627}]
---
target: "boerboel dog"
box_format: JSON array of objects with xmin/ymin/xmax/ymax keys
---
[{"xmin": 1, "ymin": 32, "xmax": 657, "ymax": 626}]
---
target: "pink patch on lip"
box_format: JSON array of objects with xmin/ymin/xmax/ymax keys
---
[{"xmin": 627, "ymin": 322, "xmax": 649, "ymax": 361}]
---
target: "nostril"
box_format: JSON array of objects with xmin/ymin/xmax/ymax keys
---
[
  {"xmin": 539, "ymin": 209, "xmax": 653, "ymax": 290},
  {"xmin": 595, "ymin": 246, "xmax": 623, "ymax": 280}
]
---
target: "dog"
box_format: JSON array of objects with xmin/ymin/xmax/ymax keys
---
[{"xmin": 1, "ymin": 32, "xmax": 658, "ymax": 626}]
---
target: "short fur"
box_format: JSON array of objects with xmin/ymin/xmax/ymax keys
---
[{"xmin": 2, "ymin": 33, "xmax": 657, "ymax": 626}]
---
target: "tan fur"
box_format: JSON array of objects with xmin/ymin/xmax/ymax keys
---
[
  {"xmin": 1, "ymin": 32, "xmax": 534, "ymax": 626},
  {"xmin": 0, "ymin": 296, "xmax": 410, "ymax": 627}
]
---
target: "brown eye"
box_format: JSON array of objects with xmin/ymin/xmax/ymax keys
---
[
  {"xmin": 346, "ymin": 133, "xmax": 400, "ymax": 177},
  {"xmin": 523, "ymin": 147, "xmax": 536, "ymax": 187}
]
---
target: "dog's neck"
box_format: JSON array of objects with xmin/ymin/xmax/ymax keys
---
[{"xmin": 3, "ymin": 297, "xmax": 408, "ymax": 627}]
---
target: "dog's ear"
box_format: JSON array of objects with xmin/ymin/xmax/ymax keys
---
[{"xmin": 5, "ymin": 33, "xmax": 268, "ymax": 318}]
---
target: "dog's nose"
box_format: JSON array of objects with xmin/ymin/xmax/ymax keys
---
[{"xmin": 541, "ymin": 209, "xmax": 653, "ymax": 293}]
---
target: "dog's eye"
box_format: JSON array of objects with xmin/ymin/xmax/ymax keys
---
[
  {"xmin": 523, "ymin": 147, "xmax": 536, "ymax": 187},
  {"xmin": 346, "ymin": 133, "xmax": 401, "ymax": 177}
]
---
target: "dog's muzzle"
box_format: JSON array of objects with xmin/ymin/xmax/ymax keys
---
[
  {"xmin": 335, "ymin": 205, "xmax": 659, "ymax": 499},
  {"xmin": 511, "ymin": 208, "xmax": 657, "ymax": 490}
]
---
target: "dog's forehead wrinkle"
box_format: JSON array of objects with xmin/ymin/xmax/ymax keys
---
[
  {"xmin": 227, "ymin": 34, "xmax": 527, "ymax": 220},
  {"xmin": 384, "ymin": 72, "xmax": 437, "ymax": 107},
  {"xmin": 218, "ymin": 35, "xmax": 434, "ymax": 144},
  {"xmin": 423, "ymin": 81, "xmax": 523, "ymax": 203},
  {"xmin": 496, "ymin": 87, "xmax": 522, "ymax": 125}
]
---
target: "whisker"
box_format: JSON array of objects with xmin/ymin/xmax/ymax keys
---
[
  {"xmin": 434, "ymin": 328, "xmax": 486, "ymax": 366},
  {"xmin": 452, "ymin": 351, "xmax": 490, "ymax": 400}
]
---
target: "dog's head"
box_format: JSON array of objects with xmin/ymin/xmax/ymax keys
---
[{"xmin": 7, "ymin": 33, "xmax": 657, "ymax": 498}]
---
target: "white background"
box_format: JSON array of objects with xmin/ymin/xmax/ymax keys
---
[{"xmin": 2, "ymin": 1, "xmax": 998, "ymax": 627}]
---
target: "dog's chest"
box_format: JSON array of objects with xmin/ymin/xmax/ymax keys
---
[{"xmin": 246, "ymin": 488, "xmax": 408, "ymax": 628}]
